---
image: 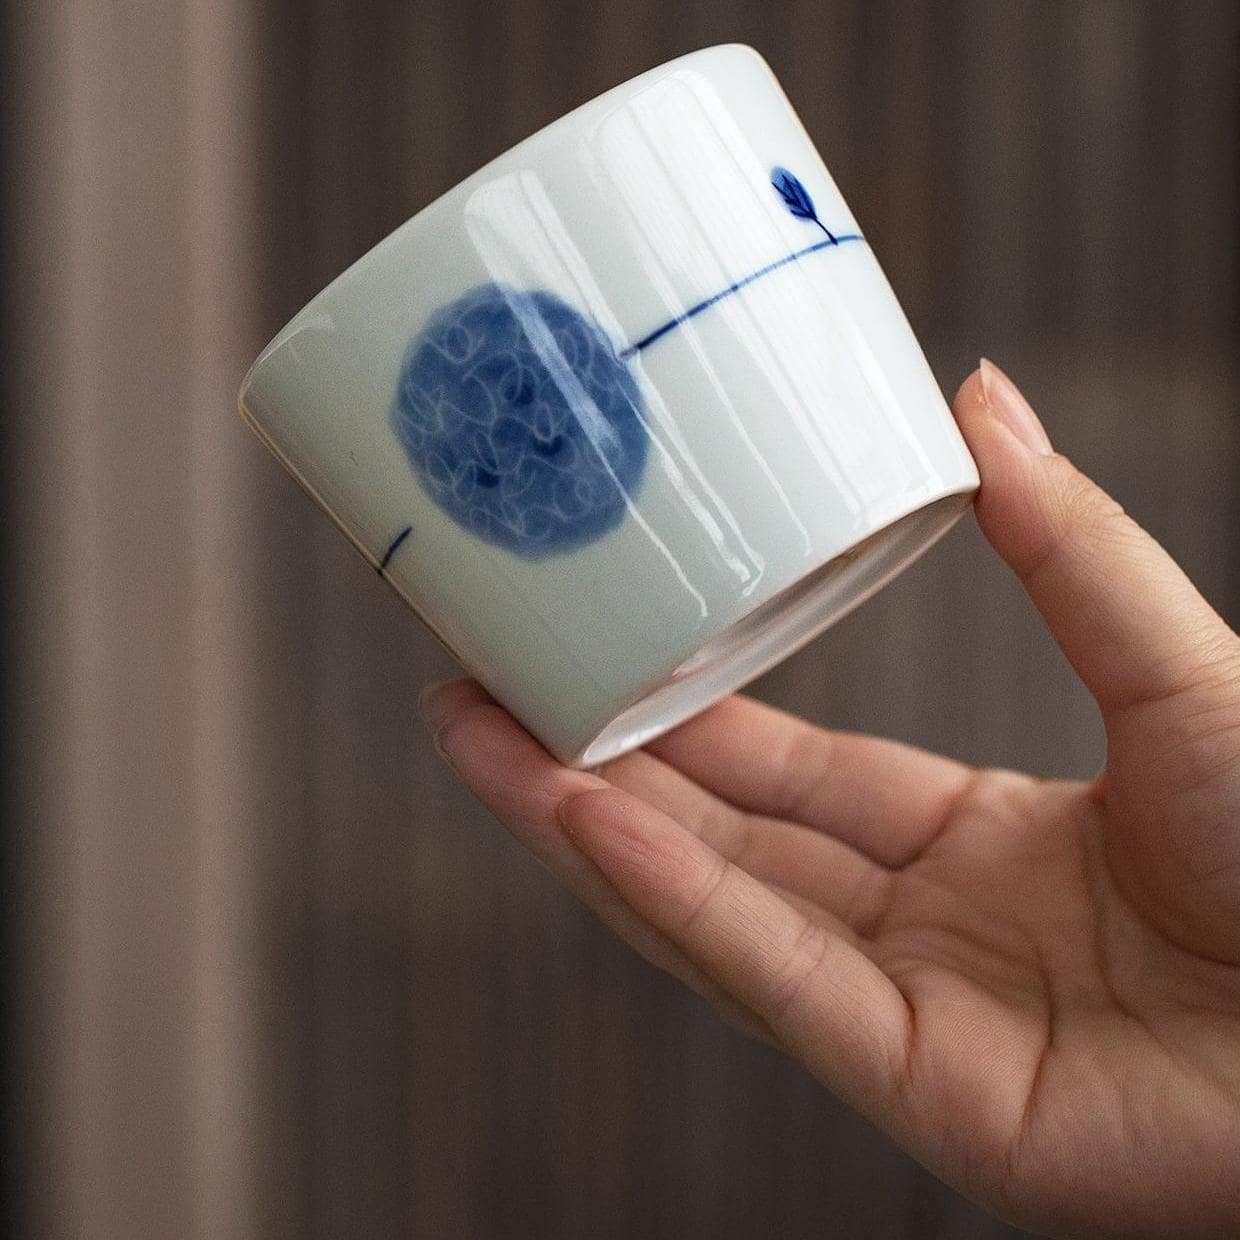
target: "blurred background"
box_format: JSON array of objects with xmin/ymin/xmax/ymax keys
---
[{"xmin": 4, "ymin": 1, "xmax": 1238, "ymax": 1237}]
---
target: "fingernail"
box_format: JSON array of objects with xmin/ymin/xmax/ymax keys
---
[
  {"xmin": 420, "ymin": 682, "xmax": 462, "ymax": 770},
  {"xmin": 418, "ymin": 679, "xmax": 454, "ymax": 732},
  {"xmin": 979, "ymin": 358, "xmax": 1053, "ymax": 456},
  {"xmin": 554, "ymin": 796, "xmax": 575, "ymax": 839},
  {"xmin": 431, "ymin": 723, "xmax": 459, "ymax": 772}
]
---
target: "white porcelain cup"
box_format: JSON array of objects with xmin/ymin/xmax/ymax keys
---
[{"xmin": 239, "ymin": 43, "xmax": 979, "ymax": 766}]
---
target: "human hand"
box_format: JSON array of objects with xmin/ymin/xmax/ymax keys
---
[{"xmin": 421, "ymin": 361, "xmax": 1240, "ymax": 1238}]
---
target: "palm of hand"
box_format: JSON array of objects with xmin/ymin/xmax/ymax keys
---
[
  {"xmin": 848, "ymin": 765, "xmax": 1240, "ymax": 1235},
  {"xmin": 426, "ymin": 370, "xmax": 1240, "ymax": 1237},
  {"xmin": 431, "ymin": 677, "xmax": 1240, "ymax": 1237}
]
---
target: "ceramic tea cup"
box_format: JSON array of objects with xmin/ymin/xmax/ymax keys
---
[{"xmin": 239, "ymin": 43, "xmax": 979, "ymax": 766}]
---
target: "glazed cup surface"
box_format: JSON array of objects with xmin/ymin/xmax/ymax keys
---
[{"xmin": 240, "ymin": 44, "xmax": 979, "ymax": 765}]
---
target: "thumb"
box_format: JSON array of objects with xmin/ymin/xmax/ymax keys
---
[
  {"xmin": 953, "ymin": 361, "xmax": 1240, "ymax": 959},
  {"xmin": 952, "ymin": 360, "xmax": 1240, "ymax": 736}
]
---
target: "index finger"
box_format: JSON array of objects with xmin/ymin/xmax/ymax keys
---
[
  {"xmin": 646, "ymin": 694, "xmax": 979, "ymax": 870},
  {"xmin": 557, "ymin": 784, "xmax": 912, "ymax": 1125}
]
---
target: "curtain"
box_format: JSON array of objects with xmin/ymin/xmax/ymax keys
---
[{"xmin": 7, "ymin": 2, "xmax": 1237, "ymax": 1237}]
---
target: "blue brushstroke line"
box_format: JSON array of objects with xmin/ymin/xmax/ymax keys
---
[
  {"xmin": 379, "ymin": 524, "xmax": 412, "ymax": 572},
  {"xmin": 811, "ymin": 218, "xmax": 838, "ymax": 245},
  {"xmin": 618, "ymin": 234, "xmax": 863, "ymax": 359}
]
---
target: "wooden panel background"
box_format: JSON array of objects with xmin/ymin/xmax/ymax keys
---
[{"xmin": 6, "ymin": 2, "xmax": 1238, "ymax": 1237}]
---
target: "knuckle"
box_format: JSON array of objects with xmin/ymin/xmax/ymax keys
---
[
  {"xmin": 1050, "ymin": 458, "xmax": 1127, "ymax": 539},
  {"xmin": 765, "ymin": 921, "xmax": 833, "ymax": 1026},
  {"xmin": 679, "ymin": 855, "xmax": 732, "ymax": 937},
  {"xmin": 1023, "ymin": 457, "xmax": 1141, "ymax": 582}
]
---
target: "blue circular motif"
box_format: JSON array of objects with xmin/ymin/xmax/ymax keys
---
[{"xmin": 391, "ymin": 282, "xmax": 648, "ymax": 558}]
